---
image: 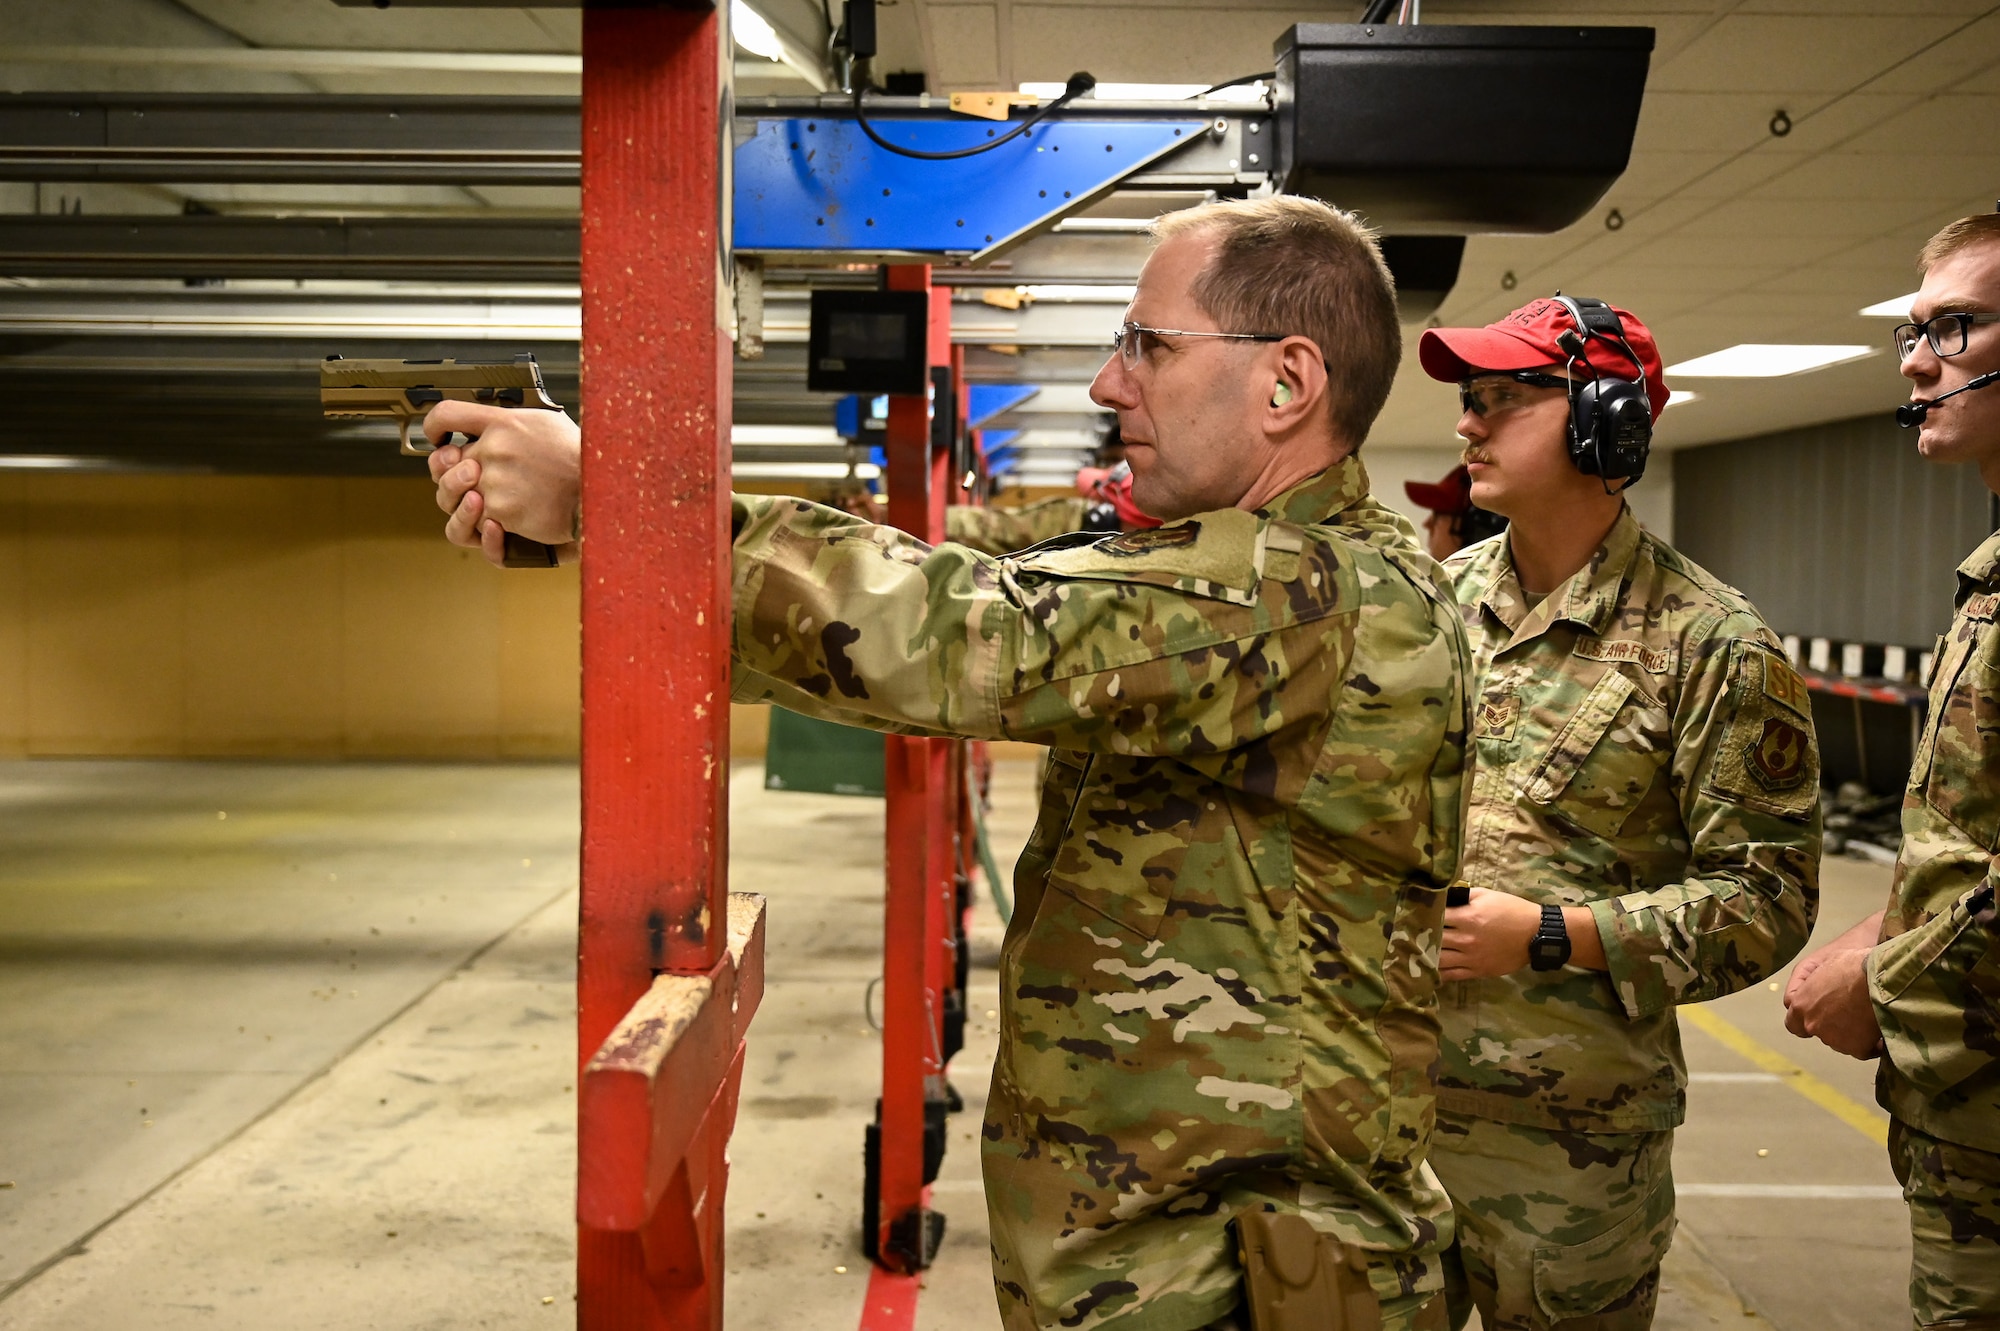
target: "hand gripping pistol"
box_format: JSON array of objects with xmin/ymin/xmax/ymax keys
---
[{"xmin": 320, "ymin": 352, "xmax": 563, "ymax": 568}]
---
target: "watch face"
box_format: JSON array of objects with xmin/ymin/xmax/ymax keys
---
[{"xmin": 1528, "ymin": 935, "xmax": 1572, "ymax": 971}]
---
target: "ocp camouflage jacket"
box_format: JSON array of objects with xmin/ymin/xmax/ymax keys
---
[
  {"xmin": 1440, "ymin": 509, "xmax": 1822, "ymax": 1134},
  {"xmin": 730, "ymin": 458, "xmax": 1470, "ymax": 1331},
  {"xmin": 1871, "ymin": 529, "xmax": 2000, "ymax": 1154},
  {"xmin": 946, "ymin": 495, "xmax": 1093, "ymax": 556}
]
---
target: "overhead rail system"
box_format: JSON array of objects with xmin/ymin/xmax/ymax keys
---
[
  {"xmin": 0, "ymin": 21, "xmax": 1648, "ymax": 484},
  {"xmin": 0, "ymin": 19, "xmax": 1652, "ymax": 1324}
]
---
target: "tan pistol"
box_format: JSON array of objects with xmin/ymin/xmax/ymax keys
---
[{"xmin": 320, "ymin": 352, "xmax": 564, "ymax": 568}]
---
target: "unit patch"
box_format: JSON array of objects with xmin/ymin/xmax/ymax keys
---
[
  {"xmin": 1100, "ymin": 522, "xmax": 1200, "ymax": 557},
  {"xmin": 1745, "ymin": 716, "xmax": 1810, "ymax": 790},
  {"xmin": 1763, "ymin": 654, "xmax": 1812, "ymax": 718},
  {"xmin": 1573, "ymin": 637, "xmax": 1671, "ymax": 674},
  {"xmin": 1964, "ymin": 592, "xmax": 2000, "ymax": 623},
  {"xmin": 1476, "ymin": 692, "xmax": 1521, "ymax": 740}
]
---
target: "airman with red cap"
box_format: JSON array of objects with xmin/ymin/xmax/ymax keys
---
[
  {"xmin": 1416, "ymin": 297, "xmax": 1823, "ymax": 1331},
  {"xmin": 1403, "ymin": 464, "xmax": 1506, "ymax": 561}
]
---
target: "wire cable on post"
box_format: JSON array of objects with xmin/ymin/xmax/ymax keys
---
[
  {"xmin": 1197, "ymin": 70, "xmax": 1274, "ymax": 96},
  {"xmin": 853, "ymin": 71, "xmax": 1096, "ymax": 161}
]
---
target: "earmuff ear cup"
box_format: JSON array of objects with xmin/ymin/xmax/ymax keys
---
[{"xmin": 1567, "ymin": 377, "xmax": 1654, "ymax": 482}]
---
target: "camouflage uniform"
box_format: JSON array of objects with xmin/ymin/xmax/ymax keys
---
[
  {"xmin": 730, "ymin": 457, "xmax": 1470, "ymax": 1331},
  {"xmin": 1869, "ymin": 529, "xmax": 2000, "ymax": 1328},
  {"xmin": 947, "ymin": 496, "xmax": 1094, "ymax": 557},
  {"xmin": 1437, "ymin": 510, "xmax": 1821, "ymax": 1330}
]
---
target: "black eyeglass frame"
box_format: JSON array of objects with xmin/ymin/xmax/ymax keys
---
[
  {"xmin": 1456, "ymin": 370, "xmax": 1571, "ymax": 418},
  {"xmin": 1894, "ymin": 312, "xmax": 2000, "ymax": 361}
]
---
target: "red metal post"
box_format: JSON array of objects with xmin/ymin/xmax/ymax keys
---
[
  {"xmin": 876, "ymin": 265, "xmax": 947, "ymax": 1274},
  {"xmin": 575, "ymin": 8, "xmax": 745, "ymax": 1330}
]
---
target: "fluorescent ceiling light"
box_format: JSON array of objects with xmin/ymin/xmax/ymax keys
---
[
  {"xmin": 732, "ymin": 461, "xmax": 880, "ymax": 481},
  {"xmin": 730, "ymin": 425, "xmax": 844, "ymax": 446},
  {"xmin": 1665, "ymin": 390, "xmax": 1698, "ymax": 408},
  {"xmin": 1053, "ymin": 218, "xmax": 1154, "ymax": 234},
  {"xmin": 1667, "ymin": 344, "xmax": 1876, "ymax": 377},
  {"xmin": 732, "ymin": 2, "xmax": 786, "ymax": 61},
  {"xmin": 1019, "ymin": 285, "xmax": 1137, "ymax": 303},
  {"xmin": 1860, "ymin": 292, "xmax": 1920, "ymax": 317},
  {"xmin": 0, "ymin": 454, "xmax": 132, "ymax": 470},
  {"xmin": 1019, "ymin": 80, "xmax": 1267, "ymax": 103}
]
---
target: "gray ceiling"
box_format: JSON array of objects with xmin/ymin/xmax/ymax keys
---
[{"xmin": 1, "ymin": 0, "xmax": 1996, "ymax": 477}]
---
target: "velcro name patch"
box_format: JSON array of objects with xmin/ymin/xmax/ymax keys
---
[{"xmin": 1573, "ymin": 637, "xmax": 1671, "ymax": 674}]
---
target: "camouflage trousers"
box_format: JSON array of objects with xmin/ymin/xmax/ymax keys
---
[
  {"xmin": 1431, "ymin": 1116, "xmax": 1675, "ymax": 1331},
  {"xmin": 1890, "ymin": 1118, "xmax": 2000, "ymax": 1329},
  {"xmin": 1196, "ymin": 1288, "xmax": 1449, "ymax": 1331}
]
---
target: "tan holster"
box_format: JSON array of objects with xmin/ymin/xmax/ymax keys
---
[{"xmin": 1232, "ymin": 1208, "xmax": 1384, "ymax": 1331}]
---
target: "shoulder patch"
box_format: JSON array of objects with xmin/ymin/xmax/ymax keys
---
[
  {"xmin": 1745, "ymin": 716, "xmax": 1811, "ymax": 790},
  {"xmin": 1574, "ymin": 637, "xmax": 1672, "ymax": 674},
  {"xmin": 1963, "ymin": 592, "xmax": 2000, "ymax": 623},
  {"xmin": 1762, "ymin": 653, "xmax": 1812, "ymax": 718},
  {"xmin": 1099, "ymin": 523, "xmax": 1200, "ymax": 557}
]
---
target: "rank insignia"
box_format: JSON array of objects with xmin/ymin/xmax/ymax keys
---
[
  {"xmin": 1101, "ymin": 522, "xmax": 1200, "ymax": 557},
  {"xmin": 1476, "ymin": 693, "xmax": 1520, "ymax": 740},
  {"xmin": 1745, "ymin": 716, "xmax": 1809, "ymax": 790}
]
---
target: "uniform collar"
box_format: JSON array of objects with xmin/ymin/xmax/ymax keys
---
[
  {"xmin": 1958, "ymin": 529, "xmax": 2000, "ymax": 594},
  {"xmin": 1256, "ymin": 454, "xmax": 1370, "ymax": 526},
  {"xmin": 1480, "ymin": 505, "xmax": 1642, "ymax": 640}
]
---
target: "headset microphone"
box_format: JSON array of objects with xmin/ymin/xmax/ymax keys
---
[{"xmin": 1897, "ymin": 370, "xmax": 2000, "ymax": 428}]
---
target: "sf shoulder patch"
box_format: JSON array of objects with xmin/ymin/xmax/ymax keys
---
[
  {"xmin": 1099, "ymin": 522, "xmax": 1200, "ymax": 557},
  {"xmin": 1763, "ymin": 654, "xmax": 1811, "ymax": 718},
  {"xmin": 1745, "ymin": 715, "xmax": 1810, "ymax": 790},
  {"xmin": 1702, "ymin": 645, "xmax": 1821, "ymax": 821}
]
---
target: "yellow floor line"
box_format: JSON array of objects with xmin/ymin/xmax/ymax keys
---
[{"xmin": 1681, "ymin": 1006, "xmax": 1889, "ymax": 1147}]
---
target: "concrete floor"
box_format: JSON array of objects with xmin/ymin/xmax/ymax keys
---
[{"xmin": 0, "ymin": 757, "xmax": 1915, "ymax": 1329}]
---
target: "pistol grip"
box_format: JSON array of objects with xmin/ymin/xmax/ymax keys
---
[{"xmin": 502, "ymin": 533, "xmax": 560, "ymax": 569}]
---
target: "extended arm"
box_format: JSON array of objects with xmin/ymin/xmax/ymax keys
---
[{"xmin": 730, "ymin": 493, "xmax": 1347, "ymax": 759}]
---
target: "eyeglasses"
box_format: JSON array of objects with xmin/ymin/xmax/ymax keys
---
[
  {"xmin": 1894, "ymin": 311, "xmax": 2000, "ymax": 360},
  {"xmin": 1458, "ymin": 371, "xmax": 1570, "ymax": 419},
  {"xmin": 1110, "ymin": 320, "xmax": 1283, "ymax": 371}
]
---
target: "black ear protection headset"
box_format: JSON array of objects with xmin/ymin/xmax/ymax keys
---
[{"xmin": 1550, "ymin": 294, "xmax": 1654, "ymax": 490}]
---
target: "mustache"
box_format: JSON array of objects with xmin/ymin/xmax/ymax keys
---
[{"xmin": 1460, "ymin": 447, "xmax": 1492, "ymax": 466}]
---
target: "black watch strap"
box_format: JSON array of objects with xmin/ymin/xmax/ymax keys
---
[{"xmin": 1528, "ymin": 903, "xmax": 1573, "ymax": 972}]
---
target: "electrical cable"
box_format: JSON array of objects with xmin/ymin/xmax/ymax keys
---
[
  {"xmin": 853, "ymin": 70, "xmax": 1095, "ymax": 161},
  {"xmin": 1360, "ymin": 0, "xmax": 1397, "ymax": 23},
  {"xmin": 968, "ymin": 789, "xmax": 1013, "ymax": 924},
  {"xmin": 1197, "ymin": 70, "xmax": 1274, "ymax": 96}
]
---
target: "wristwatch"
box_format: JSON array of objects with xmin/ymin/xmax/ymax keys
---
[{"xmin": 1527, "ymin": 904, "xmax": 1573, "ymax": 972}]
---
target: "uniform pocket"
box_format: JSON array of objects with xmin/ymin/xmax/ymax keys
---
[
  {"xmin": 1043, "ymin": 752, "xmax": 1216, "ymax": 941},
  {"xmin": 1519, "ymin": 671, "xmax": 1670, "ymax": 839},
  {"xmin": 1531, "ymin": 1169, "xmax": 1677, "ymax": 1321}
]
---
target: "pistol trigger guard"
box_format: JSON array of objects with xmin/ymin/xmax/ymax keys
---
[{"xmin": 399, "ymin": 418, "xmax": 436, "ymax": 458}]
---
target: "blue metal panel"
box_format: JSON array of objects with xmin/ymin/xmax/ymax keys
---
[
  {"xmin": 968, "ymin": 385, "xmax": 1039, "ymax": 430},
  {"xmin": 734, "ymin": 116, "xmax": 1205, "ymax": 258}
]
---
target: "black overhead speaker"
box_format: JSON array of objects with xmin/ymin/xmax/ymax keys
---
[{"xmin": 1272, "ymin": 24, "xmax": 1654, "ymax": 234}]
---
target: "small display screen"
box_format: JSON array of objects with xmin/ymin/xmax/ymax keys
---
[
  {"xmin": 828, "ymin": 312, "xmax": 910, "ymax": 363},
  {"xmin": 807, "ymin": 290, "xmax": 930, "ymax": 394}
]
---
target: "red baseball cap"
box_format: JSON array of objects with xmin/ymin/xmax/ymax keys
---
[
  {"xmin": 1419, "ymin": 296, "xmax": 1672, "ymax": 421},
  {"xmin": 1404, "ymin": 466, "xmax": 1472, "ymax": 516}
]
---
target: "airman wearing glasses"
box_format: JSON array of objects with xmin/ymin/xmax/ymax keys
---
[
  {"xmin": 427, "ymin": 195, "xmax": 1469, "ymax": 1331},
  {"xmin": 1414, "ymin": 298, "xmax": 1821, "ymax": 1331},
  {"xmin": 1785, "ymin": 212, "xmax": 2000, "ymax": 1330}
]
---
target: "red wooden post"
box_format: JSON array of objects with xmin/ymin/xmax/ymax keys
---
[{"xmin": 575, "ymin": 8, "xmax": 758, "ymax": 1330}]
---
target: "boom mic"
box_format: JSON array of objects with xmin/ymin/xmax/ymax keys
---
[{"xmin": 1898, "ymin": 370, "xmax": 2000, "ymax": 428}]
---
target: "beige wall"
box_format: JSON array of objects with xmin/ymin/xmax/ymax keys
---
[{"xmin": 0, "ymin": 473, "xmax": 579, "ymax": 759}]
